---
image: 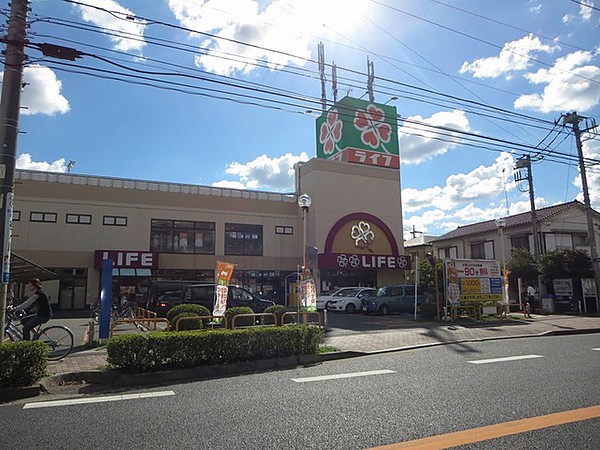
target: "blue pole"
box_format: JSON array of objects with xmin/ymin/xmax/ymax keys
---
[{"xmin": 99, "ymin": 259, "xmax": 113, "ymax": 339}]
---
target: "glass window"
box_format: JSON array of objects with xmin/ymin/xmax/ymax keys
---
[
  {"xmin": 13, "ymin": 211, "xmax": 20, "ymax": 221},
  {"xmin": 150, "ymin": 219, "xmax": 215, "ymax": 254},
  {"xmin": 30, "ymin": 212, "xmax": 57, "ymax": 223},
  {"xmin": 103, "ymin": 216, "xmax": 127, "ymax": 226},
  {"xmin": 510, "ymin": 235, "xmax": 530, "ymax": 251},
  {"xmin": 225, "ymin": 223, "xmax": 263, "ymax": 256},
  {"xmin": 66, "ymin": 214, "xmax": 92, "ymax": 224},
  {"xmin": 545, "ymin": 233, "xmax": 573, "ymax": 251}
]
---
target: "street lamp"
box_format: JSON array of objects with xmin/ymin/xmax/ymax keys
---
[
  {"xmin": 495, "ymin": 217, "xmax": 508, "ymax": 314},
  {"xmin": 297, "ymin": 194, "xmax": 311, "ymax": 315}
]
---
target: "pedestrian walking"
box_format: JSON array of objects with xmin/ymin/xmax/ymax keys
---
[{"xmin": 525, "ymin": 301, "xmax": 532, "ymax": 319}]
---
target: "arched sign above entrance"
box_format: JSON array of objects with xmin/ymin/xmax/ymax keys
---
[{"xmin": 318, "ymin": 213, "xmax": 411, "ymax": 270}]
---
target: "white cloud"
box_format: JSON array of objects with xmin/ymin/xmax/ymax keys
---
[
  {"xmin": 402, "ymin": 153, "xmax": 516, "ymax": 236},
  {"xmin": 399, "ymin": 110, "xmax": 470, "ymax": 164},
  {"xmin": 168, "ymin": 0, "xmax": 367, "ymax": 75},
  {"xmin": 213, "ymin": 151, "xmax": 309, "ymax": 191},
  {"xmin": 459, "ymin": 34, "xmax": 558, "ymax": 79},
  {"xmin": 579, "ymin": 0, "xmax": 594, "ymax": 21},
  {"xmin": 8, "ymin": 65, "xmax": 70, "ymax": 116},
  {"xmin": 16, "ymin": 153, "xmax": 67, "ymax": 172},
  {"xmin": 75, "ymin": 0, "xmax": 146, "ymax": 52},
  {"xmin": 515, "ymin": 50, "xmax": 600, "ymax": 113},
  {"xmin": 529, "ymin": 3, "xmax": 542, "ymax": 14}
]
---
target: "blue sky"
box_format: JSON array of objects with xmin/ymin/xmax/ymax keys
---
[{"xmin": 4, "ymin": 0, "xmax": 600, "ymax": 239}]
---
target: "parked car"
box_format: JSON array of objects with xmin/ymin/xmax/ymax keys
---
[
  {"xmin": 145, "ymin": 280, "xmax": 198, "ymax": 316},
  {"xmin": 146, "ymin": 282, "xmax": 275, "ymax": 317},
  {"xmin": 316, "ymin": 286, "xmax": 375, "ymax": 310},
  {"xmin": 183, "ymin": 284, "xmax": 275, "ymax": 314},
  {"xmin": 361, "ymin": 285, "xmax": 427, "ymax": 315},
  {"xmin": 327, "ymin": 287, "xmax": 378, "ymax": 313}
]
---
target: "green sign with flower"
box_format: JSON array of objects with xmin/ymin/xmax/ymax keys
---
[{"xmin": 316, "ymin": 96, "xmax": 399, "ymax": 169}]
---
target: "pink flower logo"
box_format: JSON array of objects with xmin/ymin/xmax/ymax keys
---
[
  {"xmin": 319, "ymin": 109, "xmax": 343, "ymax": 155},
  {"xmin": 353, "ymin": 105, "xmax": 392, "ymax": 151}
]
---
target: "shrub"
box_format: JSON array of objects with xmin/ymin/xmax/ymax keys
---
[
  {"xmin": 172, "ymin": 312, "xmax": 203, "ymax": 331},
  {"xmin": 224, "ymin": 306, "xmax": 254, "ymax": 328},
  {"xmin": 106, "ymin": 325, "xmax": 324, "ymax": 373},
  {"xmin": 0, "ymin": 341, "xmax": 48, "ymax": 387},
  {"xmin": 418, "ymin": 301, "xmax": 438, "ymax": 320},
  {"xmin": 166, "ymin": 304, "xmax": 211, "ymax": 326},
  {"xmin": 264, "ymin": 305, "xmax": 293, "ymax": 325}
]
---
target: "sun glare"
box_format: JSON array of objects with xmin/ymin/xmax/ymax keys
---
[{"xmin": 297, "ymin": 0, "xmax": 369, "ymax": 35}]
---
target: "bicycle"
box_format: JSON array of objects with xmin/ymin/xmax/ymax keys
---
[
  {"xmin": 4, "ymin": 308, "xmax": 74, "ymax": 361},
  {"xmin": 90, "ymin": 300, "xmax": 136, "ymax": 323}
]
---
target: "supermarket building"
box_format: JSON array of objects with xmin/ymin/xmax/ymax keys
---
[{"xmin": 10, "ymin": 97, "xmax": 410, "ymax": 310}]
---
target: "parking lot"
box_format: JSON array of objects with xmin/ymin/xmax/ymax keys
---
[{"xmin": 324, "ymin": 308, "xmax": 422, "ymax": 335}]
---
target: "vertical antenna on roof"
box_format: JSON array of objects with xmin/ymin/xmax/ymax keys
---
[
  {"xmin": 318, "ymin": 42, "xmax": 327, "ymax": 112},
  {"xmin": 367, "ymin": 57, "xmax": 375, "ymax": 103},
  {"xmin": 331, "ymin": 62, "xmax": 338, "ymax": 104}
]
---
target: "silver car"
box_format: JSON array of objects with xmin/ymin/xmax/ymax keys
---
[
  {"xmin": 316, "ymin": 287, "xmax": 376, "ymax": 311},
  {"xmin": 327, "ymin": 287, "xmax": 378, "ymax": 313}
]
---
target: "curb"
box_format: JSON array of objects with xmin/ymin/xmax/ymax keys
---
[
  {"xmin": 7, "ymin": 326, "xmax": 600, "ymax": 402},
  {"xmin": 41, "ymin": 354, "xmax": 325, "ymax": 390},
  {"xmin": 0, "ymin": 384, "xmax": 41, "ymax": 403}
]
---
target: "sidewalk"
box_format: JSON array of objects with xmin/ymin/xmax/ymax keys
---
[{"xmin": 45, "ymin": 313, "xmax": 600, "ymax": 376}]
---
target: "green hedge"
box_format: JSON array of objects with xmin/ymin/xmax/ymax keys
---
[
  {"xmin": 263, "ymin": 305, "xmax": 294, "ymax": 325},
  {"xmin": 106, "ymin": 325, "xmax": 324, "ymax": 373},
  {"xmin": 166, "ymin": 304, "xmax": 211, "ymax": 325},
  {"xmin": 0, "ymin": 341, "xmax": 48, "ymax": 388},
  {"xmin": 224, "ymin": 306, "xmax": 254, "ymax": 328},
  {"xmin": 172, "ymin": 312, "xmax": 202, "ymax": 331}
]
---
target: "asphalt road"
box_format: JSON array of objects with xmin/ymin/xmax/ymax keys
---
[{"xmin": 2, "ymin": 333, "xmax": 598, "ymax": 449}]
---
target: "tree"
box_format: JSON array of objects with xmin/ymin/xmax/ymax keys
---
[
  {"xmin": 536, "ymin": 249, "xmax": 593, "ymax": 285},
  {"xmin": 506, "ymin": 247, "xmax": 539, "ymax": 287}
]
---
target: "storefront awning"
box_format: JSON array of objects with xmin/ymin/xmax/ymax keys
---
[{"xmin": 9, "ymin": 253, "xmax": 58, "ymax": 284}]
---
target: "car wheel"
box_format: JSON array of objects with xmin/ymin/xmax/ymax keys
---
[
  {"xmin": 380, "ymin": 304, "xmax": 389, "ymax": 315},
  {"xmin": 346, "ymin": 303, "xmax": 356, "ymax": 313},
  {"xmin": 325, "ymin": 301, "xmax": 332, "ymax": 310}
]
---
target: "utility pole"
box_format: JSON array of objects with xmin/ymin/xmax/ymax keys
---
[
  {"xmin": 0, "ymin": 0, "xmax": 29, "ymax": 337},
  {"xmin": 515, "ymin": 155, "xmax": 540, "ymax": 257},
  {"xmin": 563, "ymin": 112, "xmax": 600, "ymax": 312}
]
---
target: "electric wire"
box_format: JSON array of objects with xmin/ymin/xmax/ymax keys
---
[{"xmin": 9, "ymin": 1, "xmax": 599, "ymax": 172}]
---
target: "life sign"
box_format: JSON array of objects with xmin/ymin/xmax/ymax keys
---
[{"xmin": 94, "ymin": 250, "xmax": 158, "ymax": 269}]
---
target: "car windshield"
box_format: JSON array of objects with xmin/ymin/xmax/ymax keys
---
[
  {"xmin": 376, "ymin": 287, "xmax": 391, "ymax": 297},
  {"xmin": 338, "ymin": 288, "xmax": 361, "ymax": 297}
]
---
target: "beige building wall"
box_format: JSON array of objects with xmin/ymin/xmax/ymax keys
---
[
  {"xmin": 11, "ymin": 159, "xmax": 409, "ymax": 308},
  {"xmin": 13, "ymin": 171, "xmax": 302, "ymax": 306},
  {"xmin": 296, "ymin": 158, "xmax": 405, "ymax": 288}
]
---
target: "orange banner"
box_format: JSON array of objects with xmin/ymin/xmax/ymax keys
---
[{"xmin": 214, "ymin": 261, "xmax": 235, "ymax": 316}]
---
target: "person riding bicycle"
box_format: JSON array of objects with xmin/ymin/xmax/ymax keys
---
[{"xmin": 11, "ymin": 278, "xmax": 53, "ymax": 340}]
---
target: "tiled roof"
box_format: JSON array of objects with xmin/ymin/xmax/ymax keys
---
[{"xmin": 432, "ymin": 200, "xmax": 587, "ymax": 242}]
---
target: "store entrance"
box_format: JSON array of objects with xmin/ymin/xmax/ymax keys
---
[{"xmin": 319, "ymin": 269, "xmax": 377, "ymax": 294}]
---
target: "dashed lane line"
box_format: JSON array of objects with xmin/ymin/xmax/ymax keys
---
[
  {"xmin": 467, "ymin": 354, "xmax": 543, "ymax": 365},
  {"xmin": 23, "ymin": 390, "xmax": 175, "ymax": 409},
  {"xmin": 292, "ymin": 369, "xmax": 395, "ymax": 383}
]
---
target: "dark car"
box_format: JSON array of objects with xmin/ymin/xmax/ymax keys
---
[
  {"xmin": 145, "ymin": 280, "xmax": 198, "ymax": 316},
  {"xmin": 183, "ymin": 284, "xmax": 275, "ymax": 314},
  {"xmin": 361, "ymin": 285, "xmax": 427, "ymax": 315}
]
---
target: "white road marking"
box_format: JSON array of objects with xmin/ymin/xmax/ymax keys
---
[
  {"xmin": 23, "ymin": 390, "xmax": 175, "ymax": 409},
  {"xmin": 592, "ymin": 348, "xmax": 600, "ymax": 351},
  {"xmin": 468, "ymin": 354, "xmax": 544, "ymax": 365},
  {"xmin": 292, "ymin": 369, "xmax": 395, "ymax": 383}
]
